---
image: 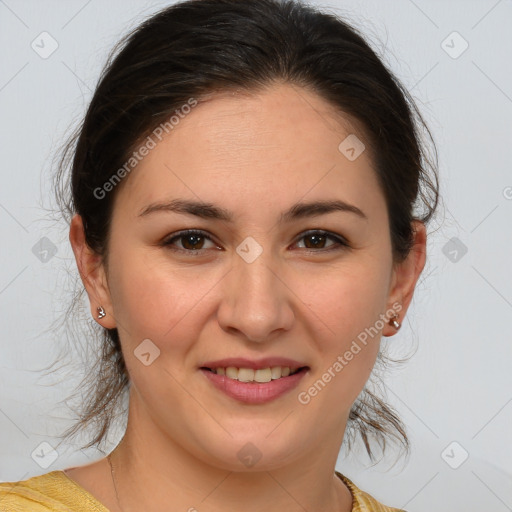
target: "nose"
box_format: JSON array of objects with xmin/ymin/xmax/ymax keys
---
[{"xmin": 216, "ymin": 250, "xmax": 295, "ymax": 343}]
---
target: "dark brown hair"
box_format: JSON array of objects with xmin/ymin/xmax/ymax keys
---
[{"xmin": 50, "ymin": 0, "xmax": 440, "ymax": 463}]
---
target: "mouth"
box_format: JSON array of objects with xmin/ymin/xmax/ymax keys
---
[{"xmin": 199, "ymin": 365, "xmax": 310, "ymax": 404}]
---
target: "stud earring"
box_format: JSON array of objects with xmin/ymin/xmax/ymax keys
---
[
  {"xmin": 97, "ymin": 306, "xmax": 106, "ymax": 319},
  {"xmin": 389, "ymin": 313, "xmax": 401, "ymax": 330}
]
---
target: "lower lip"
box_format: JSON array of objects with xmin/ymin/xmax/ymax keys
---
[{"xmin": 200, "ymin": 368, "xmax": 308, "ymax": 404}]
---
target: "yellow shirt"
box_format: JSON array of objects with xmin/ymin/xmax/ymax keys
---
[{"xmin": 0, "ymin": 469, "xmax": 406, "ymax": 511}]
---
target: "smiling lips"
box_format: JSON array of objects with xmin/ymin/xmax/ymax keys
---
[
  {"xmin": 200, "ymin": 356, "xmax": 308, "ymax": 382},
  {"xmin": 199, "ymin": 357, "xmax": 309, "ymax": 404}
]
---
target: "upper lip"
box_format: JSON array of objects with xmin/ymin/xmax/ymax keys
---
[{"xmin": 200, "ymin": 357, "xmax": 309, "ymax": 372}]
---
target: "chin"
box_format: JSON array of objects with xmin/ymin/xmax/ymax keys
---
[{"xmin": 192, "ymin": 429, "xmax": 304, "ymax": 473}]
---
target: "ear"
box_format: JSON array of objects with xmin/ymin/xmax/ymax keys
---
[
  {"xmin": 382, "ymin": 220, "xmax": 427, "ymax": 337},
  {"xmin": 69, "ymin": 213, "xmax": 117, "ymax": 329}
]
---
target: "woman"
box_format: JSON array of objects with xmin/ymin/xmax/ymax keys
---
[{"xmin": 0, "ymin": 0, "xmax": 439, "ymax": 510}]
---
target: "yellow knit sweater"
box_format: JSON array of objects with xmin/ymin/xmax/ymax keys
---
[{"xmin": 0, "ymin": 469, "xmax": 406, "ymax": 511}]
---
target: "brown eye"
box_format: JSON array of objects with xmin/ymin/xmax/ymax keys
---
[
  {"xmin": 163, "ymin": 230, "xmax": 217, "ymax": 254},
  {"xmin": 295, "ymin": 230, "xmax": 348, "ymax": 252},
  {"xmin": 302, "ymin": 233, "xmax": 328, "ymax": 249},
  {"xmin": 180, "ymin": 233, "xmax": 205, "ymax": 250}
]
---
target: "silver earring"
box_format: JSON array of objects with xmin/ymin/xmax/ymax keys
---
[
  {"xmin": 390, "ymin": 313, "xmax": 401, "ymax": 330},
  {"xmin": 97, "ymin": 306, "xmax": 106, "ymax": 319}
]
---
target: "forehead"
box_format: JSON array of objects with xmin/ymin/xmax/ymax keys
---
[{"xmin": 114, "ymin": 83, "xmax": 385, "ymax": 222}]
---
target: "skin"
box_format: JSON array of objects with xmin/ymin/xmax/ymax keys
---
[{"xmin": 67, "ymin": 82, "xmax": 426, "ymax": 512}]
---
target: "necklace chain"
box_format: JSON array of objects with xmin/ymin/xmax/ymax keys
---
[{"xmin": 107, "ymin": 452, "xmax": 125, "ymax": 512}]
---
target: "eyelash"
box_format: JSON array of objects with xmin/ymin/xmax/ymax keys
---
[{"xmin": 161, "ymin": 229, "xmax": 349, "ymax": 256}]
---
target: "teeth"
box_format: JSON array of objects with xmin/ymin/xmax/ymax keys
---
[
  {"xmin": 212, "ymin": 366, "xmax": 298, "ymax": 382},
  {"xmin": 254, "ymin": 368, "xmax": 272, "ymax": 382},
  {"xmin": 225, "ymin": 367, "xmax": 238, "ymax": 379},
  {"xmin": 270, "ymin": 367, "xmax": 282, "ymax": 379},
  {"xmin": 238, "ymin": 368, "xmax": 255, "ymax": 382}
]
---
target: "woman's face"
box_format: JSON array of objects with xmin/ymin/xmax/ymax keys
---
[{"xmin": 78, "ymin": 83, "xmax": 424, "ymax": 471}]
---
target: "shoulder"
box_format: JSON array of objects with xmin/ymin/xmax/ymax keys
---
[
  {"xmin": 0, "ymin": 471, "xmax": 61, "ymax": 511},
  {"xmin": 335, "ymin": 471, "xmax": 407, "ymax": 512},
  {"xmin": 0, "ymin": 470, "xmax": 108, "ymax": 511}
]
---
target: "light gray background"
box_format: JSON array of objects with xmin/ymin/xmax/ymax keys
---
[{"xmin": 1, "ymin": 1, "xmax": 511, "ymax": 511}]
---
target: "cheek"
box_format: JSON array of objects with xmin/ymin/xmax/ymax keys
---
[
  {"xmin": 298, "ymin": 260, "xmax": 390, "ymax": 402},
  {"xmin": 107, "ymin": 249, "xmax": 223, "ymax": 354},
  {"xmin": 305, "ymin": 258, "xmax": 390, "ymax": 342}
]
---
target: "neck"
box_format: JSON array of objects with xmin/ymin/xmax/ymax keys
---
[{"xmin": 107, "ymin": 394, "xmax": 353, "ymax": 512}]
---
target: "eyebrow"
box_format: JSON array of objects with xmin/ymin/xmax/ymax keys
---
[{"xmin": 138, "ymin": 198, "xmax": 368, "ymax": 222}]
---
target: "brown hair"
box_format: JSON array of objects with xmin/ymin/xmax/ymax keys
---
[{"xmin": 49, "ymin": 0, "xmax": 440, "ymax": 463}]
